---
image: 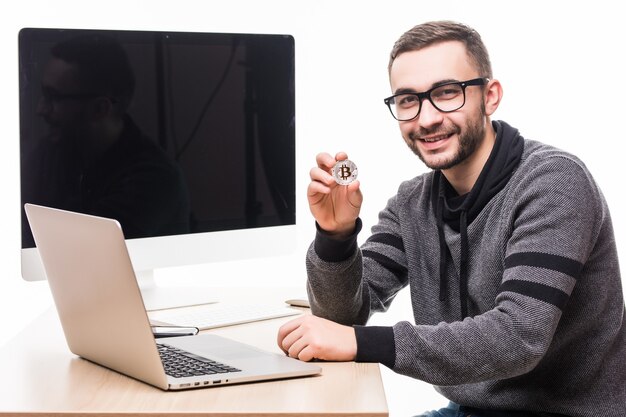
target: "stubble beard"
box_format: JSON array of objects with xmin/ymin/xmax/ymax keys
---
[{"xmin": 406, "ymin": 105, "xmax": 487, "ymax": 171}]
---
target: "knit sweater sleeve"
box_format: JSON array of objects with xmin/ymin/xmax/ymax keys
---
[
  {"xmin": 306, "ymin": 193, "xmax": 409, "ymax": 366},
  {"xmin": 390, "ymin": 154, "xmax": 607, "ymax": 385}
]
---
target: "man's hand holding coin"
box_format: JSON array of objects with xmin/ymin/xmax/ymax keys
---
[{"xmin": 307, "ymin": 152, "xmax": 362, "ymax": 238}]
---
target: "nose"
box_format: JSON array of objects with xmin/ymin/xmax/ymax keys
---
[{"xmin": 417, "ymin": 98, "xmax": 444, "ymax": 129}]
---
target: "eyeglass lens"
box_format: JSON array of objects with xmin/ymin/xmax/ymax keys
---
[{"xmin": 389, "ymin": 83, "xmax": 466, "ymax": 121}]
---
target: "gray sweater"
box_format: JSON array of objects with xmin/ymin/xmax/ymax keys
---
[{"xmin": 306, "ymin": 135, "xmax": 626, "ymax": 416}]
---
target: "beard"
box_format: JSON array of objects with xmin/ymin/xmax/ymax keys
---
[{"xmin": 405, "ymin": 104, "xmax": 487, "ymax": 171}]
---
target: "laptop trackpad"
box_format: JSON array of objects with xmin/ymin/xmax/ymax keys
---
[{"xmin": 164, "ymin": 334, "xmax": 268, "ymax": 361}]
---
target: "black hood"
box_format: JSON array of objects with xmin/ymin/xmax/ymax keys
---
[{"xmin": 431, "ymin": 120, "xmax": 524, "ymax": 318}]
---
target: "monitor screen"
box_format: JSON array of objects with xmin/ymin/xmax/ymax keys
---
[{"xmin": 18, "ymin": 27, "xmax": 296, "ymax": 304}]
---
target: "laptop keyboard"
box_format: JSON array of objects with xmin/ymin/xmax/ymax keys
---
[
  {"xmin": 157, "ymin": 343, "xmax": 241, "ymax": 378},
  {"xmin": 149, "ymin": 303, "xmax": 301, "ymax": 330}
]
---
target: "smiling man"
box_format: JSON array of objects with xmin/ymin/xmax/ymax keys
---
[{"xmin": 277, "ymin": 21, "xmax": 626, "ymax": 417}]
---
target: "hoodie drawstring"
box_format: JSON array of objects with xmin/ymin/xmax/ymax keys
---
[
  {"xmin": 437, "ymin": 203, "xmax": 470, "ymax": 318},
  {"xmin": 459, "ymin": 210, "xmax": 469, "ymax": 319},
  {"xmin": 437, "ymin": 194, "xmax": 447, "ymax": 302}
]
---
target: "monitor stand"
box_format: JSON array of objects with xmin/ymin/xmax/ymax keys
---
[{"xmin": 136, "ymin": 270, "xmax": 218, "ymax": 311}]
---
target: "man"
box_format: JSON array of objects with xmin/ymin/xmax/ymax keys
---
[
  {"xmin": 277, "ymin": 21, "xmax": 626, "ymax": 417},
  {"xmin": 22, "ymin": 33, "xmax": 190, "ymax": 247}
]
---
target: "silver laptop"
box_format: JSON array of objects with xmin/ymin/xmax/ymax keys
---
[{"xmin": 24, "ymin": 203, "xmax": 321, "ymax": 390}]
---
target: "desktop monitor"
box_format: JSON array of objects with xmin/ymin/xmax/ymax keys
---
[{"xmin": 18, "ymin": 27, "xmax": 296, "ymax": 309}]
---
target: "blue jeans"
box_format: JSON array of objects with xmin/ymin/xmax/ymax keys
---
[
  {"xmin": 415, "ymin": 402, "xmax": 466, "ymax": 417},
  {"xmin": 416, "ymin": 402, "xmax": 541, "ymax": 417}
]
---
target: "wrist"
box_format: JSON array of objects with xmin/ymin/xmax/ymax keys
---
[
  {"xmin": 345, "ymin": 325, "xmax": 357, "ymax": 361},
  {"xmin": 325, "ymin": 222, "xmax": 357, "ymax": 239}
]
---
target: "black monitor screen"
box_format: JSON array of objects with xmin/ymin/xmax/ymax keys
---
[{"xmin": 19, "ymin": 28, "xmax": 295, "ymax": 248}]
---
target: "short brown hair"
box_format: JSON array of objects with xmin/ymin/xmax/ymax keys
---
[{"xmin": 388, "ymin": 20, "xmax": 492, "ymax": 79}]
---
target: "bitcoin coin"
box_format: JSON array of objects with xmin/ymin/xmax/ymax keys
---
[{"xmin": 332, "ymin": 159, "xmax": 358, "ymax": 185}]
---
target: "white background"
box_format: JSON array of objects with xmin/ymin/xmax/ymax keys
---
[{"xmin": 1, "ymin": 1, "xmax": 625, "ymax": 416}]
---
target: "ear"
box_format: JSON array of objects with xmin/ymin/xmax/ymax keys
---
[{"xmin": 483, "ymin": 79, "xmax": 503, "ymax": 116}]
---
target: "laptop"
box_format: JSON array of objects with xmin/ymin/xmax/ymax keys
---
[{"xmin": 24, "ymin": 203, "xmax": 321, "ymax": 390}]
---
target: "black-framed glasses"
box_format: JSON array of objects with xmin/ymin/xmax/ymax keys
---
[{"xmin": 383, "ymin": 77, "xmax": 489, "ymax": 121}]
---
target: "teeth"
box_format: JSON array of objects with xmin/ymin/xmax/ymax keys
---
[
  {"xmin": 423, "ymin": 136, "xmax": 444, "ymax": 142},
  {"xmin": 412, "ymin": 132, "xmax": 453, "ymax": 143}
]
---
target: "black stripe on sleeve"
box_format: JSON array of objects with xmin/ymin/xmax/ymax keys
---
[
  {"xmin": 365, "ymin": 233, "xmax": 405, "ymax": 252},
  {"xmin": 499, "ymin": 279, "xmax": 570, "ymax": 310},
  {"xmin": 362, "ymin": 249, "xmax": 407, "ymax": 280},
  {"xmin": 505, "ymin": 252, "xmax": 583, "ymax": 279}
]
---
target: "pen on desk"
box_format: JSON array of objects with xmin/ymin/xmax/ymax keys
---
[{"xmin": 151, "ymin": 325, "xmax": 199, "ymax": 339}]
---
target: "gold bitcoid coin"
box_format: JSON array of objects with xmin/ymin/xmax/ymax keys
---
[{"xmin": 332, "ymin": 159, "xmax": 358, "ymax": 185}]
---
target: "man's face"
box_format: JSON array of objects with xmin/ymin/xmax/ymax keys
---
[
  {"xmin": 37, "ymin": 57, "xmax": 93, "ymax": 144},
  {"xmin": 389, "ymin": 41, "xmax": 487, "ymax": 171}
]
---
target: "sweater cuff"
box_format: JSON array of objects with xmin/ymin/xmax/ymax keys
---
[
  {"xmin": 354, "ymin": 325, "xmax": 396, "ymax": 368},
  {"xmin": 313, "ymin": 218, "xmax": 362, "ymax": 262}
]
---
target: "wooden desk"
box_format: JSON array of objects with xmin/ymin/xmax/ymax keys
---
[{"xmin": 0, "ymin": 287, "xmax": 388, "ymax": 416}]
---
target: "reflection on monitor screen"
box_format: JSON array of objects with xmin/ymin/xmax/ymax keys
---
[{"xmin": 19, "ymin": 28, "xmax": 296, "ymax": 309}]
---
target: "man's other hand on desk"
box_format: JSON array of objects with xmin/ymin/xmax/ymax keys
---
[{"xmin": 277, "ymin": 316, "xmax": 357, "ymax": 362}]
